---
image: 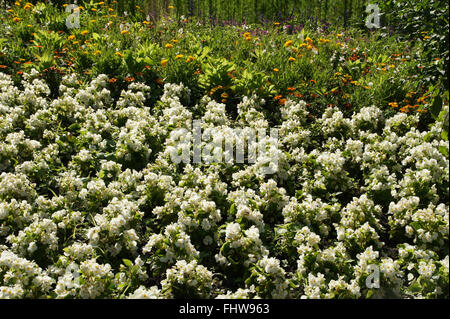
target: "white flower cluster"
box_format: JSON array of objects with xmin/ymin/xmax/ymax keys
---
[{"xmin": 0, "ymin": 70, "xmax": 448, "ymax": 299}]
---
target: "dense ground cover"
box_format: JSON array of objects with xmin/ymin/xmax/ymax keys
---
[{"xmin": 0, "ymin": 1, "xmax": 448, "ymax": 298}]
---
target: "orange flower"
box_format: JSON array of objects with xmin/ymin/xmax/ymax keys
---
[
  {"xmin": 388, "ymin": 102, "xmax": 399, "ymax": 108},
  {"xmin": 176, "ymin": 54, "xmax": 184, "ymax": 59},
  {"xmin": 81, "ymin": 30, "xmax": 89, "ymax": 36},
  {"xmin": 284, "ymin": 40, "xmax": 293, "ymax": 48},
  {"xmin": 121, "ymin": 30, "xmax": 129, "ymax": 35},
  {"xmin": 0, "ymin": 65, "xmax": 7, "ymax": 69},
  {"xmin": 165, "ymin": 43, "xmax": 173, "ymax": 49},
  {"xmin": 287, "ymin": 87, "xmax": 296, "ymax": 91},
  {"xmin": 274, "ymin": 95, "xmax": 282, "ymax": 100},
  {"xmin": 279, "ymin": 98, "xmax": 287, "ymax": 105},
  {"xmin": 310, "ymin": 79, "xmax": 317, "ymax": 84},
  {"xmin": 156, "ymin": 78, "xmax": 164, "ymax": 85},
  {"xmin": 13, "ymin": 17, "xmax": 21, "ymax": 23},
  {"xmin": 109, "ymin": 78, "xmax": 117, "ymax": 83},
  {"xmin": 273, "ymin": 68, "xmax": 279, "ymax": 72},
  {"xmin": 288, "ymin": 57, "xmax": 296, "ymax": 62},
  {"xmin": 68, "ymin": 35, "xmax": 75, "ymax": 40},
  {"xmin": 125, "ymin": 76, "xmax": 135, "ymax": 82}
]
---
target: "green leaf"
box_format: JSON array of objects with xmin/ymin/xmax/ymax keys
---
[
  {"xmin": 430, "ymin": 95, "xmax": 443, "ymax": 120},
  {"xmin": 229, "ymin": 203, "xmax": 236, "ymax": 216},
  {"xmin": 122, "ymin": 259, "xmax": 133, "ymax": 267}
]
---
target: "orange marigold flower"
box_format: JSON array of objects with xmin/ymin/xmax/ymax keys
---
[
  {"xmin": 109, "ymin": 78, "xmax": 117, "ymax": 83},
  {"xmin": 287, "ymin": 87, "xmax": 296, "ymax": 91}
]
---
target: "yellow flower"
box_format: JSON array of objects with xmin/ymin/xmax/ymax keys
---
[
  {"xmin": 81, "ymin": 30, "xmax": 89, "ymax": 36},
  {"xmin": 165, "ymin": 43, "xmax": 173, "ymax": 49},
  {"xmin": 243, "ymin": 32, "xmax": 251, "ymax": 38},
  {"xmin": 274, "ymin": 22, "xmax": 280, "ymax": 26},
  {"xmin": 161, "ymin": 59, "xmax": 168, "ymax": 67},
  {"xmin": 13, "ymin": 17, "xmax": 21, "ymax": 23},
  {"xmin": 288, "ymin": 57, "xmax": 296, "ymax": 62},
  {"xmin": 91, "ymin": 8, "xmax": 97, "ymax": 12},
  {"xmin": 91, "ymin": 19, "xmax": 97, "ymax": 23},
  {"xmin": 171, "ymin": 39, "xmax": 178, "ymax": 43},
  {"xmin": 176, "ymin": 54, "xmax": 184, "ymax": 59},
  {"xmin": 68, "ymin": 35, "xmax": 75, "ymax": 40},
  {"xmin": 284, "ymin": 40, "xmax": 293, "ymax": 48},
  {"xmin": 115, "ymin": 51, "xmax": 123, "ymax": 57},
  {"xmin": 93, "ymin": 50, "xmax": 101, "ymax": 55},
  {"xmin": 273, "ymin": 68, "xmax": 279, "ymax": 72},
  {"xmin": 221, "ymin": 92, "xmax": 229, "ymax": 98},
  {"xmin": 423, "ymin": 36, "xmax": 430, "ymax": 40},
  {"xmin": 121, "ymin": 30, "xmax": 128, "ymax": 35},
  {"xmin": 186, "ymin": 56, "xmax": 195, "ymax": 63},
  {"xmin": 168, "ymin": 5, "xmax": 174, "ymax": 9},
  {"xmin": 23, "ymin": 2, "xmax": 33, "ymax": 10}
]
